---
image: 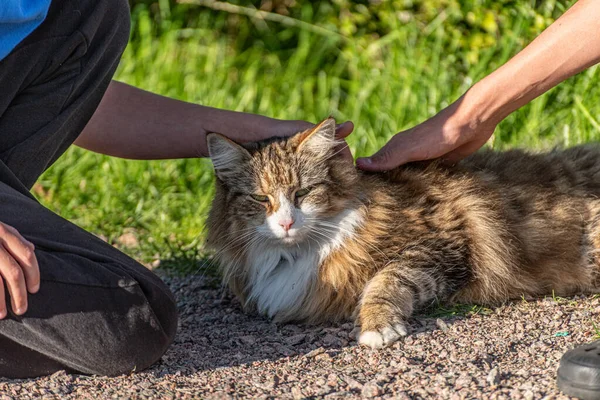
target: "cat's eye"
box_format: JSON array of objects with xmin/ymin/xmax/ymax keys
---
[
  {"xmin": 250, "ymin": 194, "xmax": 270, "ymax": 203},
  {"xmin": 295, "ymin": 188, "xmax": 311, "ymax": 198}
]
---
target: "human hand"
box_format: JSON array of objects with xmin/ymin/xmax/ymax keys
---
[
  {"xmin": 356, "ymin": 94, "xmax": 497, "ymax": 171},
  {"xmin": 0, "ymin": 222, "xmax": 39, "ymax": 318}
]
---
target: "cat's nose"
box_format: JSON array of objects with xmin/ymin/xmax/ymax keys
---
[{"xmin": 279, "ymin": 219, "xmax": 295, "ymax": 232}]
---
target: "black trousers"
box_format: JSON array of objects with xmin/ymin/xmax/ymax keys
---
[{"xmin": 0, "ymin": 0, "xmax": 178, "ymax": 378}]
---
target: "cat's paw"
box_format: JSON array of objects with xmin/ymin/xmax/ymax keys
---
[{"xmin": 358, "ymin": 323, "xmax": 408, "ymax": 349}]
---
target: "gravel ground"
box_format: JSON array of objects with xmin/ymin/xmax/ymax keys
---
[{"xmin": 1, "ymin": 271, "xmax": 598, "ymax": 399}]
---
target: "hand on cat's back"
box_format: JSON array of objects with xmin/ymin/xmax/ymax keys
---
[{"xmin": 356, "ymin": 93, "xmax": 497, "ymax": 171}]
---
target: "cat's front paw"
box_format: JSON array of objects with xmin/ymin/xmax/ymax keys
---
[{"xmin": 358, "ymin": 323, "xmax": 408, "ymax": 349}]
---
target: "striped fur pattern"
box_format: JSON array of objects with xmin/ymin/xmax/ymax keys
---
[{"xmin": 206, "ymin": 118, "xmax": 600, "ymax": 348}]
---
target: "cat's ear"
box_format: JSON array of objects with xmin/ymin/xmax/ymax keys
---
[
  {"xmin": 296, "ymin": 117, "xmax": 338, "ymax": 157},
  {"xmin": 206, "ymin": 133, "xmax": 251, "ymax": 181}
]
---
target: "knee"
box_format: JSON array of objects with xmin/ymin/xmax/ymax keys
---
[{"xmin": 89, "ymin": 282, "xmax": 178, "ymax": 376}]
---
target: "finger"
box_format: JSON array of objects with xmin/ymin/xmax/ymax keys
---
[
  {"xmin": 335, "ymin": 121, "xmax": 354, "ymax": 139},
  {"xmin": 333, "ymin": 141, "xmax": 353, "ymax": 163},
  {"xmin": 356, "ymin": 131, "xmax": 425, "ymax": 171},
  {"xmin": 355, "ymin": 130, "xmax": 420, "ymax": 171},
  {"xmin": 0, "ymin": 246, "xmax": 27, "ymax": 315},
  {"xmin": 0, "ymin": 276, "xmax": 6, "ymax": 319},
  {"xmin": 0, "ymin": 225, "xmax": 39, "ymax": 294},
  {"xmin": 357, "ymin": 127, "xmax": 458, "ymax": 171}
]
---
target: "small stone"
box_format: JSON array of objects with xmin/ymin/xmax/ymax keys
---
[
  {"xmin": 375, "ymin": 373, "xmax": 391, "ymax": 384},
  {"xmin": 49, "ymin": 370, "xmax": 68, "ymax": 379},
  {"xmin": 455, "ymin": 375, "xmax": 473, "ymax": 389},
  {"xmin": 265, "ymin": 375, "xmax": 280, "ymax": 390},
  {"xmin": 361, "ymin": 381, "xmax": 381, "ymax": 398},
  {"xmin": 326, "ymin": 374, "xmax": 339, "ymax": 387},
  {"xmin": 285, "ymin": 334, "xmax": 307, "ymax": 346},
  {"xmin": 343, "ymin": 376, "xmax": 363, "ymax": 390},
  {"xmin": 259, "ymin": 345, "xmax": 275, "ymax": 354},
  {"xmin": 523, "ymin": 390, "xmax": 534, "ymax": 400},
  {"xmin": 487, "ymin": 367, "xmax": 501, "ymax": 386},
  {"xmin": 305, "ymin": 347, "xmax": 325, "ymax": 358},
  {"xmin": 322, "ymin": 334, "xmax": 340, "ymax": 346},
  {"xmin": 314, "ymin": 352, "xmax": 332, "ymax": 361},
  {"xmin": 436, "ymin": 318, "xmax": 450, "ymax": 332},
  {"xmin": 394, "ymin": 392, "xmax": 412, "ymax": 400},
  {"xmin": 275, "ymin": 344, "xmax": 296, "ymax": 356},
  {"xmin": 238, "ymin": 335, "xmax": 256, "ymax": 345},
  {"xmin": 116, "ymin": 232, "xmax": 138, "ymax": 248},
  {"xmin": 291, "ymin": 386, "xmax": 305, "ymax": 400}
]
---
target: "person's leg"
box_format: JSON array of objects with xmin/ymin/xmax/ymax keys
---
[
  {"xmin": 0, "ymin": 0, "xmax": 179, "ymax": 377},
  {"xmin": 0, "ymin": 179, "xmax": 177, "ymax": 378}
]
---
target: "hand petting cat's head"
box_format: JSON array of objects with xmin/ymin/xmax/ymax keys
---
[{"xmin": 206, "ymin": 118, "xmax": 359, "ymax": 247}]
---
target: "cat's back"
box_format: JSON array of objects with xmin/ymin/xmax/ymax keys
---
[
  {"xmin": 357, "ymin": 144, "xmax": 600, "ymax": 211},
  {"xmin": 460, "ymin": 144, "xmax": 600, "ymax": 196}
]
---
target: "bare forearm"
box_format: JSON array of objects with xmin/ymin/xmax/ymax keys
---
[
  {"xmin": 471, "ymin": 0, "xmax": 600, "ymax": 124},
  {"xmin": 75, "ymin": 81, "xmax": 306, "ymax": 159}
]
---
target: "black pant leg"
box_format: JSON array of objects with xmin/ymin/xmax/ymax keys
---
[
  {"xmin": 0, "ymin": 0, "xmax": 130, "ymax": 190},
  {"xmin": 0, "ymin": 0, "xmax": 179, "ymax": 378},
  {"xmin": 0, "ymin": 180, "xmax": 178, "ymax": 378}
]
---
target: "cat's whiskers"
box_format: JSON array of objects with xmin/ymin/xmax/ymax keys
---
[
  {"xmin": 217, "ymin": 234, "xmax": 269, "ymax": 297},
  {"xmin": 209, "ymin": 227, "xmax": 258, "ymax": 260},
  {"xmin": 209, "ymin": 227, "xmax": 262, "ymax": 277},
  {"xmin": 223, "ymin": 234, "xmax": 269, "ymax": 286},
  {"xmin": 187, "ymin": 226, "xmax": 258, "ymax": 279}
]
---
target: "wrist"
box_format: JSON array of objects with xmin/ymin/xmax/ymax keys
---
[
  {"xmin": 443, "ymin": 81, "xmax": 502, "ymax": 138},
  {"xmin": 464, "ymin": 77, "xmax": 509, "ymax": 128},
  {"xmin": 466, "ymin": 52, "xmax": 553, "ymax": 128}
]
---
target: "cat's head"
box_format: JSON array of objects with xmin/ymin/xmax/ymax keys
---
[{"xmin": 206, "ymin": 118, "xmax": 360, "ymax": 248}]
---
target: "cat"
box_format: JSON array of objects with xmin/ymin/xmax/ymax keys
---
[{"xmin": 205, "ymin": 117, "xmax": 600, "ymax": 348}]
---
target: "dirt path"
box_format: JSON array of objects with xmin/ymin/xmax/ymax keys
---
[{"xmin": 1, "ymin": 273, "xmax": 597, "ymax": 399}]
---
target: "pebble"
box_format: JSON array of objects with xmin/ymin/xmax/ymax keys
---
[
  {"xmin": 239, "ymin": 335, "xmax": 256, "ymax": 345},
  {"xmin": 291, "ymin": 387, "xmax": 304, "ymax": 399},
  {"xmin": 343, "ymin": 376, "xmax": 363, "ymax": 390},
  {"xmin": 304, "ymin": 347, "xmax": 326, "ymax": 358},
  {"xmin": 487, "ymin": 367, "xmax": 501, "ymax": 386},
  {"xmin": 361, "ymin": 381, "xmax": 381, "ymax": 398},
  {"xmin": 436, "ymin": 318, "xmax": 450, "ymax": 332},
  {"xmin": 285, "ymin": 334, "xmax": 306, "ymax": 346}
]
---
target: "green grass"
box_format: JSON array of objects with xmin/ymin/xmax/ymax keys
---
[
  {"xmin": 426, "ymin": 303, "xmax": 493, "ymax": 319},
  {"xmin": 592, "ymin": 320, "xmax": 600, "ymax": 340},
  {"xmin": 35, "ymin": 2, "xmax": 600, "ymax": 270}
]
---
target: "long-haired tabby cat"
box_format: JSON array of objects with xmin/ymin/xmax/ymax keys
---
[{"xmin": 206, "ymin": 117, "xmax": 600, "ymax": 348}]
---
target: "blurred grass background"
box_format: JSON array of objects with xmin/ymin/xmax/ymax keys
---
[{"xmin": 35, "ymin": 0, "xmax": 600, "ymax": 270}]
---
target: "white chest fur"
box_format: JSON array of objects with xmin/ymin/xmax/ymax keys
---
[{"xmin": 245, "ymin": 208, "xmax": 364, "ymax": 319}]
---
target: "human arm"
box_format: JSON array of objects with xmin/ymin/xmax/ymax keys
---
[
  {"xmin": 75, "ymin": 81, "xmax": 354, "ymax": 159},
  {"xmin": 357, "ymin": 0, "xmax": 600, "ymax": 171}
]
